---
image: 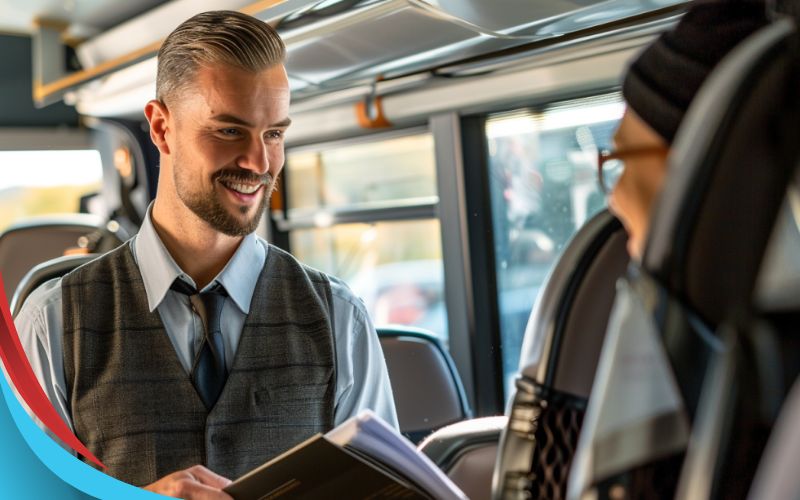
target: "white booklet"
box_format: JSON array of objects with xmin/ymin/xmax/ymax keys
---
[
  {"xmin": 224, "ymin": 410, "xmax": 467, "ymax": 500},
  {"xmin": 326, "ymin": 410, "xmax": 468, "ymax": 500}
]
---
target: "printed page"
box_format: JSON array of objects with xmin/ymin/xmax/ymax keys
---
[{"xmin": 326, "ymin": 410, "xmax": 468, "ymax": 500}]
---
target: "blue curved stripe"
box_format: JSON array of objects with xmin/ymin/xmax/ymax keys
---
[{"xmin": 0, "ymin": 371, "xmax": 168, "ymax": 499}]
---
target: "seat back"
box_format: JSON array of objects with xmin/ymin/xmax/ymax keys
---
[
  {"xmin": 0, "ymin": 214, "xmax": 126, "ymax": 301},
  {"xmin": 493, "ymin": 209, "xmax": 629, "ymax": 499},
  {"xmin": 419, "ymin": 416, "xmax": 508, "ymax": 500},
  {"xmin": 674, "ymin": 179, "xmax": 800, "ymax": 500},
  {"xmin": 746, "ymin": 375, "xmax": 800, "ymax": 500},
  {"xmin": 571, "ymin": 18, "xmax": 800, "ymax": 500},
  {"xmin": 377, "ymin": 326, "xmax": 471, "ymax": 443},
  {"xmin": 11, "ymin": 253, "xmax": 99, "ymax": 317}
]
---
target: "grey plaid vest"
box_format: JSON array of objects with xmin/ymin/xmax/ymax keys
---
[{"xmin": 61, "ymin": 242, "xmax": 335, "ymax": 486}]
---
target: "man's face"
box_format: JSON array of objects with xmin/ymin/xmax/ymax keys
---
[
  {"xmin": 607, "ymin": 108, "xmax": 670, "ymax": 260},
  {"xmin": 164, "ymin": 62, "xmax": 291, "ymax": 236}
]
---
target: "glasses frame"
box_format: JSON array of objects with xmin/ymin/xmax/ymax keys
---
[{"xmin": 597, "ymin": 145, "xmax": 670, "ymax": 194}]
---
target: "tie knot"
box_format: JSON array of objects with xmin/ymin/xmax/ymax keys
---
[
  {"xmin": 170, "ymin": 278, "xmax": 229, "ymax": 299},
  {"xmin": 169, "ymin": 277, "xmax": 197, "ymax": 296}
]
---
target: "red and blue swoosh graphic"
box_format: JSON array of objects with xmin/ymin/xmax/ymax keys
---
[
  {"xmin": 0, "ymin": 273, "xmax": 163, "ymax": 498},
  {"xmin": 0, "ymin": 274, "xmax": 104, "ymax": 468}
]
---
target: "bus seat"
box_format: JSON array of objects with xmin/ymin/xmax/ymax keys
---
[
  {"xmin": 10, "ymin": 253, "xmax": 99, "ymax": 318},
  {"xmin": 570, "ymin": 17, "xmax": 800, "ymax": 500},
  {"xmin": 746, "ymin": 376, "xmax": 800, "ymax": 500},
  {"xmin": 493, "ymin": 209, "xmax": 629, "ymax": 499},
  {"xmin": 419, "ymin": 416, "xmax": 508, "ymax": 500},
  {"xmin": 418, "ymin": 210, "xmax": 627, "ymax": 499},
  {"xmin": 0, "ymin": 214, "xmax": 127, "ymax": 302},
  {"xmin": 376, "ymin": 326, "xmax": 471, "ymax": 443},
  {"xmin": 675, "ymin": 181, "xmax": 800, "ymax": 500}
]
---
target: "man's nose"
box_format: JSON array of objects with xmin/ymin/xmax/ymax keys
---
[{"xmin": 237, "ymin": 137, "xmax": 269, "ymax": 174}]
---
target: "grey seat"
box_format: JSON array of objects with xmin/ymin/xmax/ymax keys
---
[
  {"xmin": 747, "ymin": 376, "xmax": 800, "ymax": 500},
  {"xmin": 0, "ymin": 214, "xmax": 126, "ymax": 301},
  {"xmin": 376, "ymin": 326, "xmax": 471, "ymax": 443},
  {"xmin": 571, "ymin": 17, "xmax": 800, "ymax": 500},
  {"xmin": 420, "ymin": 416, "xmax": 508, "ymax": 500},
  {"xmin": 11, "ymin": 253, "xmax": 99, "ymax": 317},
  {"xmin": 674, "ymin": 184, "xmax": 800, "ymax": 500},
  {"xmin": 493, "ymin": 209, "xmax": 628, "ymax": 500},
  {"xmin": 418, "ymin": 210, "xmax": 629, "ymax": 500}
]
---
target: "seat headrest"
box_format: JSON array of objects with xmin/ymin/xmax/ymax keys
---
[
  {"xmin": 518, "ymin": 209, "xmax": 628, "ymax": 398},
  {"xmin": 11, "ymin": 253, "xmax": 98, "ymax": 318}
]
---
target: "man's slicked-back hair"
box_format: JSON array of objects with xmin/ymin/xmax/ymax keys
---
[{"xmin": 156, "ymin": 10, "xmax": 286, "ymax": 103}]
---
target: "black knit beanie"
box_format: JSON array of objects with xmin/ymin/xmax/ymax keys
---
[{"xmin": 622, "ymin": 1, "xmax": 771, "ymax": 143}]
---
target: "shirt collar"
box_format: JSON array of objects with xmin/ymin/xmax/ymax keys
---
[{"xmin": 133, "ymin": 203, "xmax": 267, "ymax": 314}]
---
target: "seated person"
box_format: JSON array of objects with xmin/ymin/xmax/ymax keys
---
[
  {"xmin": 13, "ymin": 10, "xmax": 397, "ymax": 500},
  {"xmin": 603, "ymin": 0, "xmax": 769, "ymax": 260},
  {"xmin": 569, "ymin": 1, "xmax": 769, "ymax": 497}
]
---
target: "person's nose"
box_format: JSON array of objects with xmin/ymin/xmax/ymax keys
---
[{"xmin": 236, "ymin": 136, "xmax": 269, "ymax": 175}]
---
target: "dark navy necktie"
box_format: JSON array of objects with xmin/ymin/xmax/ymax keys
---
[{"xmin": 170, "ymin": 278, "xmax": 228, "ymax": 410}]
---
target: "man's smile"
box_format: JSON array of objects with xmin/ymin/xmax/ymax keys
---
[{"xmin": 219, "ymin": 179, "xmax": 263, "ymax": 195}]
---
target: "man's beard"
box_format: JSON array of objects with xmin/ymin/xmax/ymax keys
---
[{"xmin": 173, "ymin": 157, "xmax": 273, "ymax": 237}]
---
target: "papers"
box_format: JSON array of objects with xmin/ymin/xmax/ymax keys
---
[
  {"xmin": 326, "ymin": 410, "xmax": 467, "ymax": 500},
  {"xmin": 224, "ymin": 410, "xmax": 467, "ymax": 500}
]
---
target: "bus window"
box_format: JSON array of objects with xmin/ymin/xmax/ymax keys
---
[
  {"xmin": 0, "ymin": 150, "xmax": 103, "ymax": 232},
  {"xmin": 283, "ymin": 132, "xmax": 448, "ymax": 342},
  {"xmin": 286, "ymin": 134, "xmax": 437, "ymax": 213},
  {"xmin": 485, "ymin": 93, "xmax": 624, "ymax": 396}
]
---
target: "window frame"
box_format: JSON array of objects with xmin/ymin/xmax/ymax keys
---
[{"xmin": 463, "ymin": 88, "xmax": 624, "ymax": 412}]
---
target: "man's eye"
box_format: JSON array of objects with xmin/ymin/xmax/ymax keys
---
[
  {"xmin": 266, "ymin": 130, "xmax": 284, "ymax": 140},
  {"xmin": 219, "ymin": 128, "xmax": 241, "ymax": 136}
]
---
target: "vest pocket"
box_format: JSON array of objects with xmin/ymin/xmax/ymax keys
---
[{"xmin": 256, "ymin": 382, "xmax": 330, "ymax": 404}]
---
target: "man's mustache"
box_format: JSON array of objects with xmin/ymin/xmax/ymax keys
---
[{"xmin": 213, "ymin": 169, "xmax": 273, "ymax": 186}]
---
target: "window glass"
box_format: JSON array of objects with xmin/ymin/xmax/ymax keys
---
[
  {"xmin": 0, "ymin": 150, "xmax": 103, "ymax": 233},
  {"xmin": 285, "ymin": 133, "xmax": 446, "ymax": 340},
  {"xmin": 286, "ymin": 134, "xmax": 437, "ymax": 215},
  {"xmin": 486, "ymin": 94, "xmax": 624, "ymax": 397},
  {"xmin": 290, "ymin": 219, "xmax": 448, "ymax": 341}
]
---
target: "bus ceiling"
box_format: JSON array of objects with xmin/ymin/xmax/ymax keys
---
[{"xmin": 5, "ymin": 0, "xmax": 687, "ymax": 118}]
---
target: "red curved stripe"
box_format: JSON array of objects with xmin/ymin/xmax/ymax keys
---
[{"xmin": 0, "ymin": 273, "xmax": 105, "ymax": 469}]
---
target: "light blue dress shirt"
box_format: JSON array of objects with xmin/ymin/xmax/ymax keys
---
[{"xmin": 13, "ymin": 208, "xmax": 398, "ymax": 450}]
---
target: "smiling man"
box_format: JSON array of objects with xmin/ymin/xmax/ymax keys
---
[{"xmin": 13, "ymin": 10, "xmax": 397, "ymax": 500}]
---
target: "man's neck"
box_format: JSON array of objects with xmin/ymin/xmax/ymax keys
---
[{"xmin": 150, "ymin": 199, "xmax": 243, "ymax": 290}]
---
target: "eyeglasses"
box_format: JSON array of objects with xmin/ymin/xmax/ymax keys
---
[{"xmin": 597, "ymin": 145, "xmax": 670, "ymax": 194}]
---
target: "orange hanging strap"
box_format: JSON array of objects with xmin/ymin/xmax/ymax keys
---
[{"xmin": 355, "ymin": 94, "xmax": 392, "ymax": 129}]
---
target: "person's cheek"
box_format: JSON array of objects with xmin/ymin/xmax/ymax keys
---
[
  {"xmin": 608, "ymin": 175, "xmax": 644, "ymax": 259},
  {"xmin": 607, "ymin": 173, "xmax": 629, "ymax": 224}
]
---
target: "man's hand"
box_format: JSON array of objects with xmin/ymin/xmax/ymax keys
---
[{"xmin": 143, "ymin": 465, "xmax": 233, "ymax": 499}]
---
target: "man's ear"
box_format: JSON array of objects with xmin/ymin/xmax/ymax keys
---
[{"xmin": 144, "ymin": 99, "xmax": 171, "ymax": 155}]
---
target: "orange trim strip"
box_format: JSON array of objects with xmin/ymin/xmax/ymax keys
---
[
  {"xmin": 34, "ymin": 0, "xmax": 289, "ymax": 102},
  {"xmin": 34, "ymin": 40, "xmax": 162, "ymax": 102},
  {"xmin": 240, "ymin": 0, "xmax": 287, "ymax": 16}
]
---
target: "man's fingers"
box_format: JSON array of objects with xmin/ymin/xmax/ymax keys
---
[
  {"xmin": 143, "ymin": 466, "xmax": 233, "ymax": 499},
  {"xmin": 178, "ymin": 480, "xmax": 234, "ymax": 500},
  {"xmin": 187, "ymin": 465, "xmax": 233, "ymax": 489}
]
